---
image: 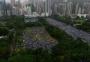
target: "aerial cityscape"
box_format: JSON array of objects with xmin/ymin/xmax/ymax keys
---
[
  {"xmin": 0, "ymin": 0, "xmax": 90, "ymax": 62},
  {"xmin": 0, "ymin": 0, "xmax": 90, "ymax": 17}
]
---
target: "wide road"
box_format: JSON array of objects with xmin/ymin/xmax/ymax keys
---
[{"xmin": 47, "ymin": 18, "xmax": 90, "ymax": 44}]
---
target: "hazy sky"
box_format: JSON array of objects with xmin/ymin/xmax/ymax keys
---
[{"xmin": 6, "ymin": 0, "xmax": 24, "ymax": 3}]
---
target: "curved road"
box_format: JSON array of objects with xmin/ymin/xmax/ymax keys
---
[{"xmin": 47, "ymin": 18, "xmax": 90, "ymax": 44}]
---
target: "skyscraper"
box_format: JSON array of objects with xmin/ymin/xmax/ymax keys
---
[
  {"xmin": 11, "ymin": 0, "xmax": 15, "ymax": 6},
  {"xmin": 0, "ymin": 1, "xmax": 4, "ymax": 16}
]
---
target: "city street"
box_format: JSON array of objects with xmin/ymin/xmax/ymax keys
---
[{"xmin": 47, "ymin": 18, "xmax": 90, "ymax": 43}]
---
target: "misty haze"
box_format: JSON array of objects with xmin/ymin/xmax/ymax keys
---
[{"xmin": 0, "ymin": 0, "xmax": 90, "ymax": 62}]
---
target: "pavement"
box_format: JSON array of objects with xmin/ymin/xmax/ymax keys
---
[
  {"xmin": 47, "ymin": 18, "xmax": 90, "ymax": 43},
  {"xmin": 23, "ymin": 27, "xmax": 57, "ymax": 49}
]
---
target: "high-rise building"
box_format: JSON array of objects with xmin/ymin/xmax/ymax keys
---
[
  {"xmin": 0, "ymin": 1, "xmax": 3, "ymax": 16},
  {"xmin": 0, "ymin": 0, "xmax": 7, "ymax": 16},
  {"xmin": 10, "ymin": 0, "xmax": 23, "ymax": 15},
  {"xmin": 84, "ymin": 2, "xmax": 90, "ymax": 14},
  {"xmin": 66, "ymin": 2, "xmax": 72, "ymax": 16},
  {"xmin": 11, "ymin": 0, "xmax": 15, "ymax": 6}
]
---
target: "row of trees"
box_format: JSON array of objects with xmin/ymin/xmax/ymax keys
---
[
  {"xmin": 0, "ymin": 16, "xmax": 25, "ymax": 61},
  {"xmin": 52, "ymin": 15, "xmax": 90, "ymax": 33}
]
